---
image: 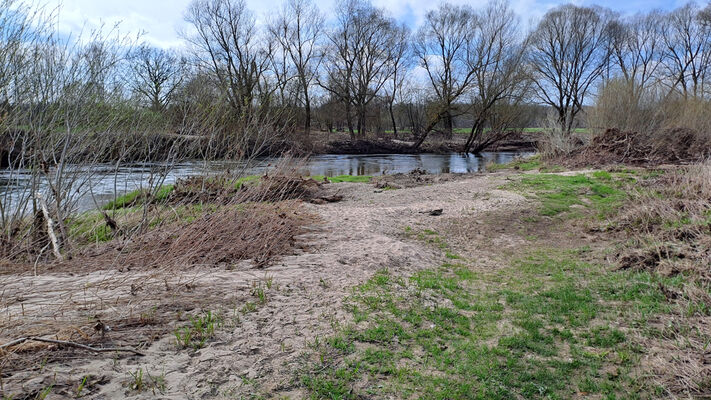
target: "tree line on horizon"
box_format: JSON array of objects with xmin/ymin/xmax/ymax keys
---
[{"xmin": 1, "ymin": 0, "xmax": 711, "ymax": 159}]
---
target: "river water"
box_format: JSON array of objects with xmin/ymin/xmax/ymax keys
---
[{"xmin": 0, "ymin": 151, "xmax": 533, "ymax": 213}]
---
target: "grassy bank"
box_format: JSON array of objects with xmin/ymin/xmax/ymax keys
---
[{"xmin": 299, "ymin": 164, "xmax": 711, "ymax": 398}]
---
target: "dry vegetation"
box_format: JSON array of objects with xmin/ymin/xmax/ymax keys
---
[
  {"xmin": 558, "ymin": 128, "xmax": 711, "ymax": 167},
  {"xmin": 615, "ymin": 163, "xmax": 711, "ymax": 278},
  {"xmin": 0, "ymin": 165, "xmax": 331, "ymax": 395}
]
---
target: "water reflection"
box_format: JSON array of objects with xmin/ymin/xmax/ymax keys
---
[
  {"xmin": 291, "ymin": 152, "xmax": 531, "ymax": 177},
  {"xmin": 0, "ymin": 151, "xmax": 533, "ymax": 213}
]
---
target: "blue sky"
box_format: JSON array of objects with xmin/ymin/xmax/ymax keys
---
[{"xmin": 47, "ymin": 0, "xmax": 689, "ymax": 49}]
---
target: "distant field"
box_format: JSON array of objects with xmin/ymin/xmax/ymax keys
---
[{"xmin": 380, "ymin": 127, "xmax": 591, "ymax": 135}]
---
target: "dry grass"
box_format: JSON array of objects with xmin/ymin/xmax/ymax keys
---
[
  {"xmin": 603, "ymin": 162, "xmax": 711, "ymax": 397},
  {"xmin": 0, "ymin": 199, "xmax": 316, "ymax": 377},
  {"xmin": 89, "ymin": 201, "xmax": 313, "ymax": 271},
  {"xmin": 614, "ymin": 162, "xmax": 711, "ymax": 280},
  {"xmin": 552, "ymin": 127, "xmax": 711, "ymax": 168},
  {"xmin": 0, "ymin": 161, "xmax": 326, "ymax": 385}
]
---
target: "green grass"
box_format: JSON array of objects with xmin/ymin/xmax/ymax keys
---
[
  {"xmin": 174, "ymin": 310, "xmax": 222, "ymax": 350},
  {"xmin": 300, "ymin": 248, "xmax": 682, "ymax": 399},
  {"xmin": 69, "ymin": 207, "xmax": 141, "ymax": 243},
  {"xmin": 310, "ymin": 175, "xmax": 373, "ymax": 183},
  {"xmin": 69, "ymin": 203, "xmax": 220, "ymax": 243},
  {"xmin": 103, "ymin": 184, "xmax": 175, "ymax": 210},
  {"xmin": 508, "ymin": 171, "xmax": 633, "ymax": 217},
  {"xmin": 486, "ymin": 155, "xmax": 542, "ymax": 172}
]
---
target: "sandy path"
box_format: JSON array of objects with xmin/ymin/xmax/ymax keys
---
[{"xmin": 3, "ymin": 173, "xmax": 527, "ymax": 399}]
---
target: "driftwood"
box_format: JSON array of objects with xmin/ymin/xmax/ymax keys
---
[
  {"xmin": 0, "ymin": 337, "xmax": 145, "ymax": 356},
  {"xmin": 35, "ymin": 192, "xmax": 63, "ymax": 261}
]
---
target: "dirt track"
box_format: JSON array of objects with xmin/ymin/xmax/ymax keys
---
[{"xmin": 2, "ymin": 173, "xmax": 529, "ymax": 399}]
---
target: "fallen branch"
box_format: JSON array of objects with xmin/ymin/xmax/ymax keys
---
[{"xmin": 0, "ymin": 337, "xmax": 145, "ymax": 356}]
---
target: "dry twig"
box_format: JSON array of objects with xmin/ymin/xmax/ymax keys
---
[{"xmin": 0, "ymin": 337, "xmax": 145, "ymax": 356}]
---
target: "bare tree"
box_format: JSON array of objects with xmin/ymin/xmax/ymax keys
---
[
  {"xmin": 131, "ymin": 45, "xmax": 185, "ymax": 112},
  {"xmin": 659, "ymin": 3, "xmax": 711, "ymax": 98},
  {"xmin": 383, "ymin": 24, "xmax": 410, "ymax": 138},
  {"xmin": 268, "ymin": 0, "xmax": 324, "ymax": 135},
  {"xmin": 608, "ymin": 12, "xmax": 663, "ymax": 93},
  {"xmin": 528, "ymin": 4, "xmax": 612, "ymax": 133},
  {"xmin": 320, "ymin": 0, "xmax": 400, "ymax": 139},
  {"xmin": 183, "ymin": 0, "xmax": 269, "ymax": 117},
  {"xmin": 463, "ymin": 0, "xmax": 530, "ymax": 153},
  {"xmin": 411, "ymin": 3, "xmax": 478, "ymax": 147}
]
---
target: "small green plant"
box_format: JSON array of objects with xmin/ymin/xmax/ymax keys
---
[
  {"xmin": 35, "ymin": 384, "xmax": 53, "ymax": 400},
  {"xmin": 128, "ymin": 369, "xmax": 145, "ymax": 392},
  {"xmin": 126, "ymin": 368, "xmax": 166, "ymax": 394},
  {"xmin": 174, "ymin": 311, "xmax": 222, "ymax": 349},
  {"xmin": 241, "ymin": 301, "xmax": 257, "ymax": 314},
  {"xmin": 251, "ymin": 282, "xmax": 267, "ymax": 304},
  {"xmin": 311, "ymin": 175, "xmax": 372, "ymax": 183},
  {"xmin": 445, "ymin": 251, "xmax": 462, "ymax": 259},
  {"xmin": 76, "ymin": 375, "xmax": 88, "ymax": 397},
  {"xmin": 145, "ymin": 370, "xmax": 167, "ymax": 395},
  {"xmin": 265, "ymin": 275, "xmax": 274, "ymax": 289}
]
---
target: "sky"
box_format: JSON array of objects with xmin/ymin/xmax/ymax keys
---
[{"xmin": 47, "ymin": 0, "xmax": 688, "ymax": 49}]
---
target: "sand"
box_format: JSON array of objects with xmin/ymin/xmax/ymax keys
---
[{"xmin": 1, "ymin": 172, "xmax": 528, "ymax": 399}]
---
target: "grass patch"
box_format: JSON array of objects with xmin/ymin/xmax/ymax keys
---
[
  {"xmin": 301, "ymin": 248, "xmax": 678, "ymax": 399},
  {"xmin": 508, "ymin": 171, "xmax": 632, "ymax": 217},
  {"xmin": 103, "ymin": 184, "xmax": 175, "ymax": 210},
  {"xmin": 487, "ymin": 155, "xmax": 542, "ymax": 172},
  {"xmin": 310, "ymin": 175, "xmax": 372, "ymax": 183},
  {"xmin": 174, "ymin": 310, "xmax": 222, "ymax": 349}
]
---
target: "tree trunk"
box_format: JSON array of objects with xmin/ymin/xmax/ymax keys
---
[
  {"xmin": 345, "ymin": 102, "xmax": 355, "ymax": 140},
  {"xmin": 444, "ymin": 110, "xmax": 453, "ymax": 138},
  {"xmin": 411, "ymin": 108, "xmax": 448, "ymax": 149},
  {"xmin": 357, "ymin": 108, "xmax": 366, "ymax": 139},
  {"xmin": 303, "ymin": 85, "xmax": 311, "ymax": 137},
  {"xmin": 389, "ymin": 100, "xmax": 397, "ymax": 138},
  {"xmin": 464, "ymin": 118, "xmax": 485, "ymax": 153}
]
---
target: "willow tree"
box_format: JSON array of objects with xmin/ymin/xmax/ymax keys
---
[
  {"xmin": 528, "ymin": 4, "xmax": 612, "ymax": 133},
  {"xmin": 320, "ymin": 0, "xmax": 404, "ymax": 139},
  {"xmin": 184, "ymin": 0, "xmax": 269, "ymax": 117},
  {"xmin": 268, "ymin": 0, "xmax": 324, "ymax": 135},
  {"xmin": 412, "ymin": 3, "xmax": 478, "ymax": 147},
  {"xmin": 463, "ymin": 0, "xmax": 530, "ymax": 154}
]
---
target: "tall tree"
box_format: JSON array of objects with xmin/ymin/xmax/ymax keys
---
[
  {"xmin": 269, "ymin": 0, "xmax": 324, "ymax": 135},
  {"xmin": 183, "ymin": 0, "xmax": 269, "ymax": 117},
  {"xmin": 659, "ymin": 3, "xmax": 711, "ymax": 98},
  {"xmin": 412, "ymin": 3, "xmax": 478, "ymax": 147},
  {"xmin": 320, "ymin": 0, "xmax": 400, "ymax": 139},
  {"xmin": 131, "ymin": 45, "xmax": 185, "ymax": 112},
  {"xmin": 528, "ymin": 4, "xmax": 612, "ymax": 133},
  {"xmin": 608, "ymin": 11, "xmax": 663, "ymax": 93},
  {"xmin": 383, "ymin": 24, "xmax": 410, "ymax": 138},
  {"xmin": 463, "ymin": 0, "xmax": 530, "ymax": 153}
]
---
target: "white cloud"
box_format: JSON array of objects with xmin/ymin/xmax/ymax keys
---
[{"xmin": 41, "ymin": 0, "xmax": 676, "ymax": 49}]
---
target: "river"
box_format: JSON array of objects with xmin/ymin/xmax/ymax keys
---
[{"xmin": 0, "ymin": 151, "xmax": 533, "ymax": 213}]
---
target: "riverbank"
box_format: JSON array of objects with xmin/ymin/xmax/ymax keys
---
[
  {"xmin": 3, "ymin": 162, "xmax": 709, "ymax": 398},
  {"xmin": 304, "ymin": 130, "xmax": 539, "ymax": 155},
  {"xmin": 0, "ymin": 130, "xmax": 538, "ymax": 168}
]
